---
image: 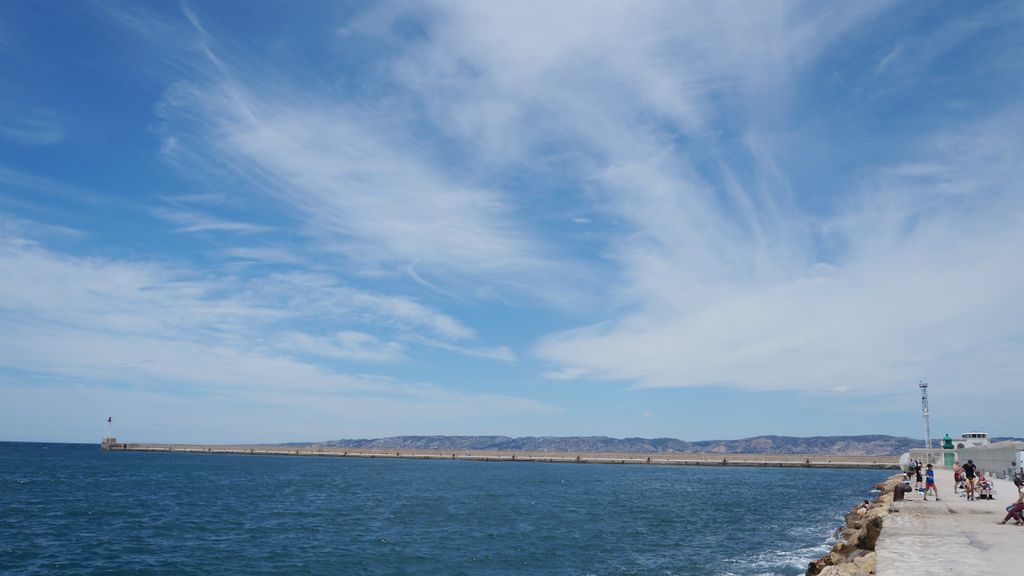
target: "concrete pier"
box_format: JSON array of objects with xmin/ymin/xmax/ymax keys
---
[
  {"xmin": 101, "ymin": 440, "xmax": 898, "ymax": 468},
  {"xmin": 875, "ymin": 468, "xmax": 1021, "ymax": 574}
]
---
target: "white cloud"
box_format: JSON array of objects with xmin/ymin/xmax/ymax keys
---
[
  {"xmin": 354, "ymin": 1, "xmax": 1024, "ymax": 398},
  {"xmin": 0, "ymin": 224, "xmax": 550, "ymax": 437},
  {"xmin": 0, "ymin": 224, "xmax": 497, "ymax": 374},
  {"xmin": 96, "ymin": 1, "xmax": 604, "ymax": 304},
  {"xmin": 384, "ymin": 1, "xmax": 891, "ymax": 161},
  {"xmin": 0, "ymin": 164, "xmax": 99, "ymax": 204},
  {"xmin": 242, "ymin": 271, "xmax": 477, "ymax": 341},
  {"xmin": 220, "ymin": 246, "xmax": 300, "ymax": 265},
  {"xmin": 405, "ymin": 335, "xmax": 518, "ymax": 363},
  {"xmin": 86, "ymin": 1, "xmax": 1023, "ymax": 409},
  {"xmin": 160, "ymin": 192, "xmax": 229, "ymax": 204},
  {"xmin": 154, "ymin": 72, "xmax": 559, "ymax": 294},
  {"xmin": 536, "ymin": 110, "xmax": 1024, "ymax": 394},
  {"xmin": 152, "ymin": 207, "xmax": 273, "ymax": 234},
  {"xmin": 276, "ymin": 331, "xmax": 405, "ymax": 363},
  {"xmin": 0, "ymin": 109, "xmax": 64, "ymax": 145},
  {"xmin": 0, "ymin": 212, "xmax": 84, "ymax": 241}
]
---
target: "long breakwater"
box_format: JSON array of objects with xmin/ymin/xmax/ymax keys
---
[{"xmin": 101, "ymin": 440, "xmax": 898, "ymax": 468}]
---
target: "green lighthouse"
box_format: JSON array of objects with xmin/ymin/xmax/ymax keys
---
[
  {"xmin": 942, "ymin": 433, "xmax": 955, "ymax": 466},
  {"xmin": 942, "ymin": 434, "xmax": 954, "ymax": 449}
]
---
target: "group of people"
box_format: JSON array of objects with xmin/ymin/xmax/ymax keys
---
[
  {"xmin": 903, "ymin": 459, "xmax": 1024, "ymax": 526},
  {"xmin": 901, "ymin": 458, "xmax": 997, "ymax": 503},
  {"xmin": 904, "ymin": 459, "xmax": 941, "ymax": 501},
  {"xmin": 952, "ymin": 459, "xmax": 987, "ymax": 500}
]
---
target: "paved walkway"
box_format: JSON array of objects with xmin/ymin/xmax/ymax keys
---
[{"xmin": 875, "ymin": 468, "xmax": 1022, "ymax": 574}]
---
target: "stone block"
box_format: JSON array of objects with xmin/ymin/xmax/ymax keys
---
[{"xmin": 852, "ymin": 551, "xmax": 876, "ymax": 573}]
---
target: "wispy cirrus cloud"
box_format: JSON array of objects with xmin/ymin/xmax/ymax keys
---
[
  {"xmin": 536, "ymin": 108, "xmax": 1024, "ymax": 394},
  {"xmin": 152, "ymin": 207, "xmax": 273, "ymax": 234},
  {"xmin": 89, "ymin": 1, "xmax": 593, "ymax": 303},
  {"xmin": 220, "ymin": 246, "xmax": 301, "ymax": 265},
  {"xmin": 0, "ymin": 220, "xmax": 499, "ymax": 374},
  {"xmin": 404, "ymin": 334, "xmax": 517, "ymax": 363},
  {"xmin": 0, "ymin": 108, "xmax": 64, "ymax": 145},
  {"xmin": 275, "ymin": 331, "xmax": 404, "ymax": 363},
  {"xmin": 95, "ymin": 1, "xmax": 1024, "ymax": 408},
  {"xmin": 152, "ymin": 66, "xmax": 560, "ymax": 298},
  {"xmin": 375, "ymin": 1, "xmax": 1024, "ymax": 398},
  {"xmin": 0, "ymin": 220, "xmax": 548, "ymax": 436},
  {"xmin": 243, "ymin": 271, "xmax": 477, "ymax": 341}
]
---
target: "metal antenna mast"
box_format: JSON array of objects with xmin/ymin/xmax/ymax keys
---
[{"xmin": 919, "ymin": 381, "xmax": 931, "ymax": 464}]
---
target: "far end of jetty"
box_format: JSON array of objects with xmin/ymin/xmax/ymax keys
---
[{"xmin": 100, "ymin": 438, "xmax": 898, "ymax": 469}]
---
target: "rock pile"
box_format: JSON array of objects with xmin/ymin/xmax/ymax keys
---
[{"xmin": 806, "ymin": 474, "xmax": 902, "ymax": 576}]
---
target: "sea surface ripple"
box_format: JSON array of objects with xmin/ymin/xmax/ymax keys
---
[{"xmin": 0, "ymin": 443, "xmax": 885, "ymax": 575}]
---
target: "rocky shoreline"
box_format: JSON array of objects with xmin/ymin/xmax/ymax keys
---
[{"xmin": 806, "ymin": 473, "xmax": 903, "ymax": 576}]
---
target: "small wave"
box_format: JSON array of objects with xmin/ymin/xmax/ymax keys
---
[{"xmin": 732, "ymin": 541, "xmax": 831, "ymax": 575}]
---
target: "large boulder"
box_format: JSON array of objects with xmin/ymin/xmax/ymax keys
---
[
  {"xmin": 806, "ymin": 556, "xmax": 832, "ymax": 576},
  {"xmin": 845, "ymin": 510, "xmax": 864, "ymax": 528},
  {"xmin": 852, "ymin": 551, "xmax": 876, "ymax": 573},
  {"xmin": 855, "ymin": 517, "xmax": 883, "ymax": 551},
  {"xmin": 829, "ymin": 552, "xmax": 849, "ymax": 565},
  {"xmin": 864, "ymin": 507, "xmax": 887, "ymax": 521},
  {"xmin": 830, "ymin": 541, "xmax": 857, "ymax": 557},
  {"xmin": 845, "ymin": 549, "xmax": 869, "ymax": 563}
]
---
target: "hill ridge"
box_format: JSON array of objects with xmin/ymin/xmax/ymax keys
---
[{"xmin": 318, "ymin": 434, "xmax": 927, "ymax": 456}]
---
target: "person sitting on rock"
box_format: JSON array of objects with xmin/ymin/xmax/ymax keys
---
[{"xmin": 998, "ymin": 489, "xmax": 1024, "ymax": 525}]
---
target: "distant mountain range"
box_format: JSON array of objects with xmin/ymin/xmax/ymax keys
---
[{"xmin": 317, "ymin": 435, "xmax": 935, "ymax": 456}]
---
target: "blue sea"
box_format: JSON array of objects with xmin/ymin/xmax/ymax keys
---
[{"xmin": 0, "ymin": 443, "xmax": 886, "ymax": 575}]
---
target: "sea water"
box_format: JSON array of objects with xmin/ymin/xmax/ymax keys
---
[{"xmin": 0, "ymin": 443, "xmax": 885, "ymax": 575}]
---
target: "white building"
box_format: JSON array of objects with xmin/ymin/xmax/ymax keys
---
[
  {"xmin": 952, "ymin": 432, "xmax": 990, "ymax": 449},
  {"xmin": 956, "ymin": 440, "xmax": 1024, "ymax": 481},
  {"xmin": 906, "ymin": 432, "xmax": 1019, "ymax": 474}
]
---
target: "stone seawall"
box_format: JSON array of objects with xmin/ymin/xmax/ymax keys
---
[
  {"xmin": 100, "ymin": 440, "xmax": 899, "ymax": 469},
  {"xmin": 806, "ymin": 473, "xmax": 903, "ymax": 576}
]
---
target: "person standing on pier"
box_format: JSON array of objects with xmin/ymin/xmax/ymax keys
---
[{"xmin": 962, "ymin": 459, "xmax": 978, "ymax": 501}]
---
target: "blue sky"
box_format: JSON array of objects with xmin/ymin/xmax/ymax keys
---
[{"xmin": 2, "ymin": 1, "xmax": 1023, "ymax": 444}]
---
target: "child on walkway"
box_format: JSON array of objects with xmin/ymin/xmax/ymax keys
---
[{"xmin": 924, "ymin": 464, "xmax": 940, "ymax": 501}]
